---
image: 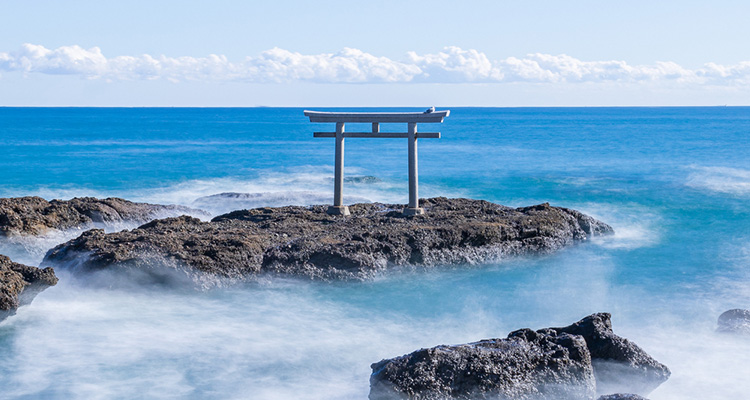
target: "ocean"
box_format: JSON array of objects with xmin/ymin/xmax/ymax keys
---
[{"xmin": 1, "ymin": 107, "xmax": 749, "ymax": 399}]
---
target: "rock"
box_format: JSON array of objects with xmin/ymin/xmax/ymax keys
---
[
  {"xmin": 345, "ymin": 175, "xmax": 381, "ymax": 184},
  {"xmin": 0, "ymin": 196, "xmax": 206, "ymax": 237},
  {"xmin": 717, "ymin": 309, "xmax": 750, "ymax": 334},
  {"xmin": 370, "ymin": 328, "xmax": 596, "ymax": 400},
  {"xmin": 192, "ymin": 191, "xmax": 370, "ymax": 215},
  {"xmin": 42, "ymin": 198, "xmax": 613, "ymax": 287},
  {"xmin": 551, "ymin": 313, "xmax": 670, "ymax": 396},
  {"xmin": 369, "ymin": 313, "xmax": 668, "ymax": 400},
  {"xmin": 0, "ymin": 254, "xmax": 58, "ymax": 321},
  {"xmin": 597, "ymin": 394, "xmax": 649, "ymax": 400}
]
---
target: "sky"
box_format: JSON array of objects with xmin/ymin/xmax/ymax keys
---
[{"xmin": 1, "ymin": 0, "xmax": 749, "ymax": 106}]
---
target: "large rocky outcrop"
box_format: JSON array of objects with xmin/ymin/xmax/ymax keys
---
[
  {"xmin": 370, "ymin": 329, "xmax": 595, "ymax": 400},
  {"xmin": 550, "ymin": 313, "xmax": 670, "ymax": 395},
  {"xmin": 717, "ymin": 309, "xmax": 750, "ymax": 334},
  {"xmin": 369, "ymin": 313, "xmax": 668, "ymax": 400},
  {"xmin": 0, "ymin": 196, "xmax": 205, "ymax": 237},
  {"xmin": 42, "ymin": 198, "xmax": 612, "ymax": 286},
  {"xmin": 0, "ymin": 254, "xmax": 58, "ymax": 321}
]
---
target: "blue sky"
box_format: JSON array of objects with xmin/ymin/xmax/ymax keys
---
[{"xmin": 1, "ymin": 0, "xmax": 749, "ymax": 106}]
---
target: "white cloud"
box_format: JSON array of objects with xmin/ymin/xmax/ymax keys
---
[
  {"xmin": 1, "ymin": 43, "xmax": 750, "ymax": 87},
  {"xmin": 244, "ymin": 47, "xmax": 422, "ymax": 83},
  {"xmin": 408, "ymin": 46, "xmax": 501, "ymax": 82},
  {"xmin": 1, "ymin": 43, "xmax": 108, "ymax": 76}
]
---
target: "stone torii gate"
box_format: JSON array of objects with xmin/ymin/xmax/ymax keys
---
[{"xmin": 304, "ymin": 109, "xmax": 450, "ymax": 216}]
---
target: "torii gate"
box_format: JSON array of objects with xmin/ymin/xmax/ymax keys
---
[{"xmin": 304, "ymin": 109, "xmax": 450, "ymax": 216}]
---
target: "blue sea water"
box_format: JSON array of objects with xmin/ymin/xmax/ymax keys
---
[{"xmin": 0, "ymin": 107, "xmax": 749, "ymax": 399}]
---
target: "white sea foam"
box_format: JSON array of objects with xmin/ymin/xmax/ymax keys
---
[
  {"xmin": 191, "ymin": 191, "xmax": 371, "ymax": 216},
  {"xmin": 573, "ymin": 202, "xmax": 662, "ymax": 250},
  {"xmin": 2, "ymin": 167, "xmax": 465, "ymax": 219},
  {"xmin": 3, "ymin": 245, "xmax": 746, "ymax": 400},
  {"xmin": 5, "ymin": 170, "xmax": 747, "ymax": 399},
  {"xmin": 0, "ymin": 230, "xmax": 88, "ymax": 266},
  {"xmin": 686, "ymin": 166, "xmax": 750, "ymax": 196},
  {"xmin": 0, "ymin": 276, "xmax": 504, "ymax": 400},
  {"xmin": 2, "ymin": 238, "xmax": 750, "ymax": 399},
  {"xmin": 705, "ymin": 238, "xmax": 750, "ymax": 305},
  {"xmin": 0, "ymin": 210, "xmax": 207, "ymax": 267},
  {"xmin": 0, "ymin": 187, "xmax": 111, "ymax": 202},
  {"xmin": 131, "ymin": 169, "xmax": 459, "ymax": 215}
]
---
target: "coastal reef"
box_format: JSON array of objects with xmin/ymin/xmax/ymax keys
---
[
  {"xmin": 42, "ymin": 197, "xmax": 613, "ymax": 286},
  {"xmin": 0, "ymin": 254, "xmax": 58, "ymax": 321},
  {"xmin": 0, "ymin": 196, "xmax": 205, "ymax": 237},
  {"xmin": 369, "ymin": 313, "xmax": 669, "ymax": 400}
]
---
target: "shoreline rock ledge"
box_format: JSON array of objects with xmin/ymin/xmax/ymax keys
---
[
  {"xmin": 0, "ymin": 196, "xmax": 205, "ymax": 237},
  {"xmin": 42, "ymin": 198, "xmax": 613, "ymax": 286},
  {"xmin": 369, "ymin": 313, "xmax": 669, "ymax": 400},
  {"xmin": 1, "ymin": 254, "xmax": 58, "ymax": 321}
]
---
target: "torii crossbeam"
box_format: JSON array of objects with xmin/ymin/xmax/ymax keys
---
[{"xmin": 304, "ymin": 109, "xmax": 450, "ymax": 216}]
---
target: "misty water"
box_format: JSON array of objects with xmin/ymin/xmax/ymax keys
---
[{"xmin": 1, "ymin": 107, "xmax": 749, "ymax": 399}]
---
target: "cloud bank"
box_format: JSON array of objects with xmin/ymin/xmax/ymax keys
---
[{"xmin": 1, "ymin": 43, "xmax": 750, "ymax": 86}]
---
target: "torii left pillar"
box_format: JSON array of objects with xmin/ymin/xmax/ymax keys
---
[{"xmin": 330, "ymin": 121, "xmax": 349, "ymax": 215}]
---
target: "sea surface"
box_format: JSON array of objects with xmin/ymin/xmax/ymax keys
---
[{"xmin": 0, "ymin": 107, "xmax": 749, "ymax": 399}]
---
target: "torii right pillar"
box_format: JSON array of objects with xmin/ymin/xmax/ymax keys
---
[{"xmin": 404, "ymin": 121, "xmax": 422, "ymax": 215}]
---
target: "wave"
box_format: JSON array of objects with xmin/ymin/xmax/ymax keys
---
[
  {"xmin": 0, "ymin": 211, "xmax": 208, "ymax": 266},
  {"xmin": 6, "ymin": 251, "xmax": 750, "ymax": 400},
  {"xmin": 0, "ymin": 230, "xmax": 88, "ymax": 267},
  {"xmin": 1, "ymin": 168, "xmax": 462, "ymax": 217},
  {"xmin": 573, "ymin": 202, "xmax": 662, "ymax": 250},
  {"xmin": 137, "ymin": 173, "xmax": 403, "ymax": 216},
  {"xmin": 686, "ymin": 166, "xmax": 750, "ymax": 196},
  {"xmin": 191, "ymin": 191, "xmax": 372, "ymax": 216},
  {"xmin": 0, "ymin": 277, "xmax": 505, "ymax": 400}
]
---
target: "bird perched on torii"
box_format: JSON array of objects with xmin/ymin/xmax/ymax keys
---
[{"xmin": 424, "ymin": 106, "xmax": 435, "ymax": 114}]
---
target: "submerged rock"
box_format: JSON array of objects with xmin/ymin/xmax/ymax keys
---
[
  {"xmin": 550, "ymin": 313, "xmax": 670, "ymax": 395},
  {"xmin": 0, "ymin": 196, "xmax": 206, "ymax": 237},
  {"xmin": 369, "ymin": 313, "xmax": 668, "ymax": 400},
  {"xmin": 370, "ymin": 329, "xmax": 595, "ymax": 400},
  {"xmin": 345, "ymin": 175, "xmax": 381, "ymax": 184},
  {"xmin": 0, "ymin": 254, "xmax": 58, "ymax": 321},
  {"xmin": 42, "ymin": 198, "xmax": 612, "ymax": 286},
  {"xmin": 597, "ymin": 394, "xmax": 649, "ymax": 400},
  {"xmin": 717, "ymin": 309, "xmax": 750, "ymax": 334}
]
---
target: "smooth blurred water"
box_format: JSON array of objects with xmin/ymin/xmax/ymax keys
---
[{"xmin": 1, "ymin": 107, "xmax": 749, "ymax": 399}]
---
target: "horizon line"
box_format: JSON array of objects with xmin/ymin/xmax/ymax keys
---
[{"xmin": 0, "ymin": 104, "xmax": 744, "ymax": 108}]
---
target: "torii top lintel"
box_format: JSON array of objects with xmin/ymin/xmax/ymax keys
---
[{"xmin": 303, "ymin": 110, "xmax": 450, "ymax": 123}]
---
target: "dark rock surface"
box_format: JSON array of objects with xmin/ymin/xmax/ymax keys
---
[
  {"xmin": 370, "ymin": 328, "xmax": 596, "ymax": 400},
  {"xmin": 0, "ymin": 196, "xmax": 205, "ymax": 237},
  {"xmin": 369, "ymin": 313, "xmax": 668, "ymax": 400},
  {"xmin": 0, "ymin": 254, "xmax": 58, "ymax": 321},
  {"xmin": 192, "ymin": 191, "xmax": 370, "ymax": 215},
  {"xmin": 551, "ymin": 313, "xmax": 671, "ymax": 396},
  {"xmin": 717, "ymin": 308, "xmax": 750, "ymax": 334},
  {"xmin": 42, "ymin": 198, "xmax": 613, "ymax": 286},
  {"xmin": 597, "ymin": 394, "xmax": 649, "ymax": 400}
]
